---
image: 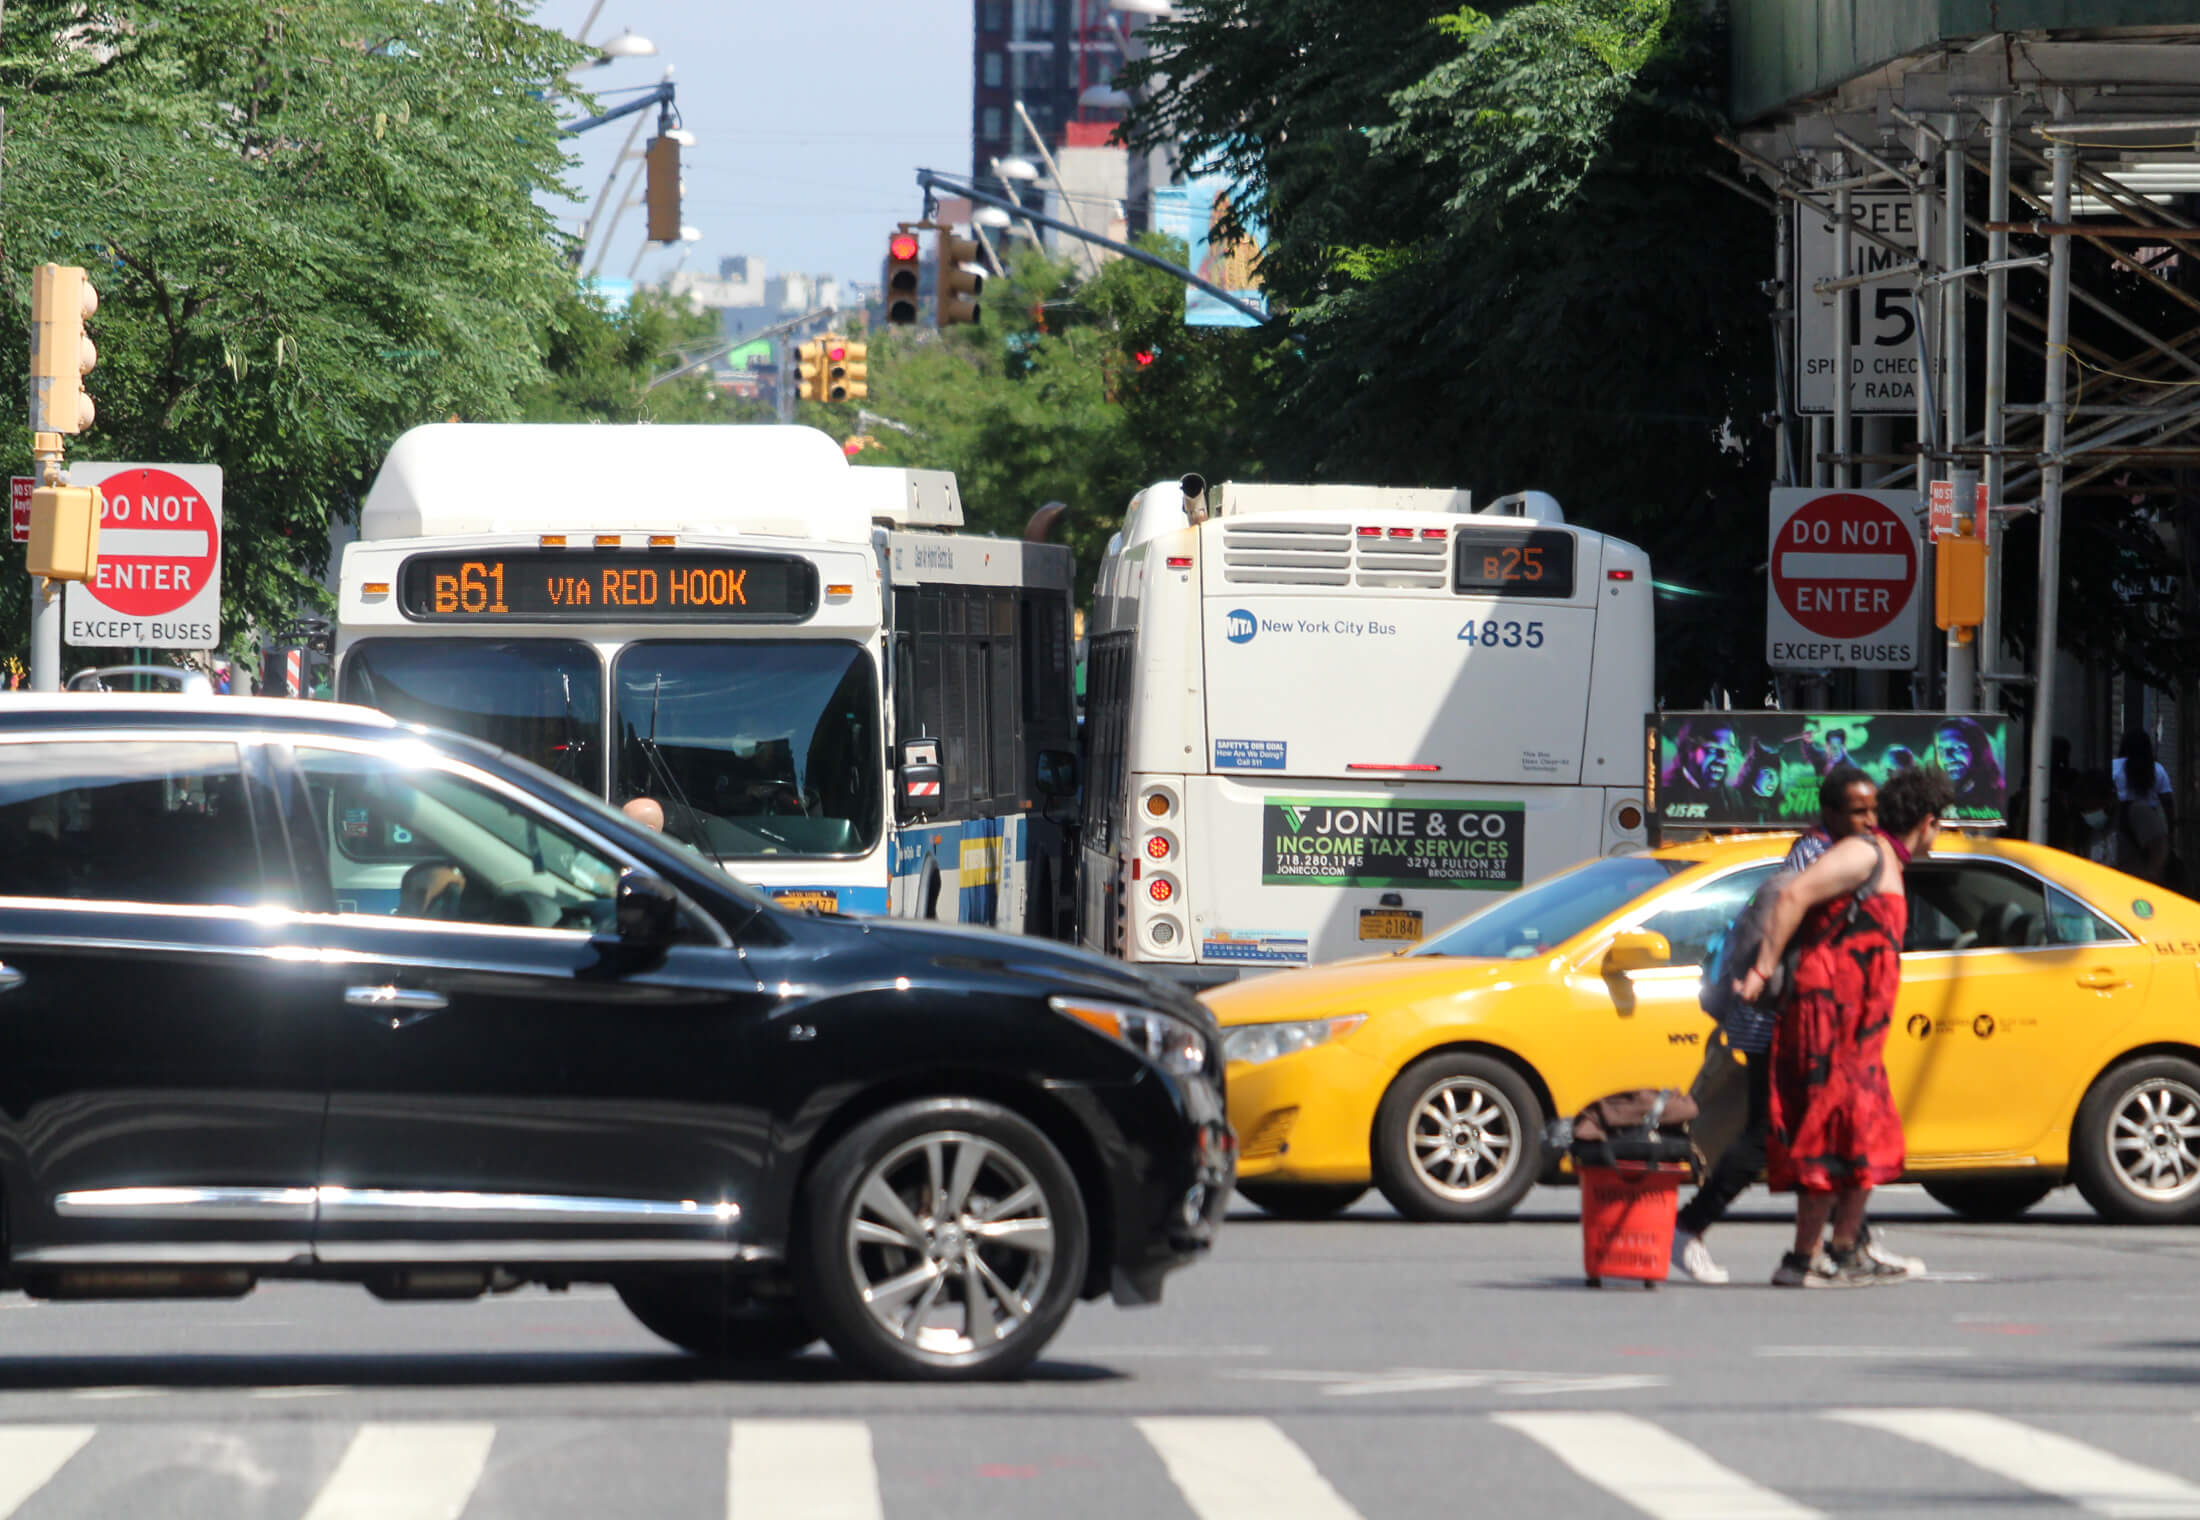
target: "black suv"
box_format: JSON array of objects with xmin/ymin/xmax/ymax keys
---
[{"xmin": 0, "ymin": 696, "xmax": 1231, "ymax": 1380}]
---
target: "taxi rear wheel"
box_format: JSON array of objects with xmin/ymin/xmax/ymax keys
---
[
  {"xmin": 1372, "ymin": 1054, "xmax": 1543, "ymax": 1222},
  {"xmin": 2073, "ymin": 1056, "xmax": 2200, "ymax": 1224},
  {"xmin": 1921, "ymin": 1179, "xmax": 2056, "ymax": 1221},
  {"xmin": 1235, "ymin": 1182, "xmax": 1367, "ymax": 1220}
]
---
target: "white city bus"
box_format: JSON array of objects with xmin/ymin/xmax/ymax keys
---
[
  {"xmin": 1078, "ymin": 477, "xmax": 1654, "ymax": 978},
  {"xmin": 334, "ymin": 424, "xmax": 1078, "ymax": 930}
]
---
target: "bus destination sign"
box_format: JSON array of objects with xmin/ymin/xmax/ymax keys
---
[
  {"xmin": 1452, "ymin": 525, "xmax": 1576, "ymax": 599},
  {"xmin": 398, "ymin": 551, "xmax": 819, "ymax": 623}
]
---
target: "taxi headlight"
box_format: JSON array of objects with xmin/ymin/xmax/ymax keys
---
[
  {"xmin": 1050, "ymin": 996, "xmax": 1211, "ymax": 1079},
  {"xmin": 1223, "ymin": 1014, "xmax": 1367, "ymax": 1067}
]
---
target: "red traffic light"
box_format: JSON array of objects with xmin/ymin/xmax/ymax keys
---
[
  {"xmin": 889, "ymin": 233, "xmax": 920, "ymax": 261},
  {"xmin": 827, "ymin": 343, "xmax": 847, "ymax": 362}
]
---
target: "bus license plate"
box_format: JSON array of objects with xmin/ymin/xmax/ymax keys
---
[
  {"xmin": 1358, "ymin": 909, "xmax": 1423, "ymax": 942},
  {"xmin": 772, "ymin": 890, "xmax": 838, "ymax": 913}
]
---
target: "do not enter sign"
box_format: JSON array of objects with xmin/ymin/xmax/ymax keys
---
[
  {"xmin": 63, "ymin": 461, "xmax": 225, "ymax": 649},
  {"xmin": 1766, "ymin": 488, "xmax": 1921, "ymax": 671}
]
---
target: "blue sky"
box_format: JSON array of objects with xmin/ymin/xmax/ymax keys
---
[{"xmin": 539, "ymin": 1, "xmax": 974, "ymax": 291}]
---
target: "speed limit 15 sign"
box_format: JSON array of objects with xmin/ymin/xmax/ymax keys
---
[{"xmin": 1795, "ymin": 190, "xmax": 1934, "ymax": 415}]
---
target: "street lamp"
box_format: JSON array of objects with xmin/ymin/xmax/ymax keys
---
[
  {"xmin": 1110, "ymin": 0, "xmax": 1174, "ymax": 12},
  {"xmin": 1078, "ymin": 84, "xmax": 1131, "ymax": 111},
  {"xmin": 974, "ymin": 206, "xmax": 1013, "ymax": 228},
  {"xmin": 995, "ymin": 157, "xmax": 1042, "ymax": 183},
  {"xmin": 593, "ymin": 27, "xmax": 657, "ymax": 63}
]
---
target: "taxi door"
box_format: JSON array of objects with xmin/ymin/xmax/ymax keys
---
[{"xmin": 1892, "ymin": 860, "xmax": 2154, "ymax": 1161}]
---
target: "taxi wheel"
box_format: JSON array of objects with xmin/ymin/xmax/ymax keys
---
[
  {"xmin": 1372, "ymin": 1054, "xmax": 1544, "ymax": 1222},
  {"xmin": 1236, "ymin": 1182, "xmax": 1367, "ymax": 1220},
  {"xmin": 2073, "ymin": 1056, "xmax": 2200, "ymax": 1224},
  {"xmin": 1921, "ymin": 1179, "xmax": 2056, "ymax": 1222}
]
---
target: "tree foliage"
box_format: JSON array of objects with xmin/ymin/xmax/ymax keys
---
[
  {"xmin": 0, "ymin": 0, "xmax": 589, "ymax": 668},
  {"xmin": 519, "ymin": 288, "xmax": 773, "ymax": 426},
  {"xmin": 1127, "ymin": 0, "xmax": 1773, "ymax": 701}
]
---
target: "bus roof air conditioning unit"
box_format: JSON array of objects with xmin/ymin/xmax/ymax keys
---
[
  {"xmin": 1480, "ymin": 490, "xmax": 1565, "ymax": 524},
  {"xmin": 851, "ymin": 467, "xmax": 965, "ymax": 530}
]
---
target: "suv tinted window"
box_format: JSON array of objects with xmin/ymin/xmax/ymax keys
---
[
  {"xmin": 1904, "ymin": 862, "xmax": 2052, "ymax": 952},
  {"xmin": 0, "ymin": 740, "xmax": 266, "ymax": 906}
]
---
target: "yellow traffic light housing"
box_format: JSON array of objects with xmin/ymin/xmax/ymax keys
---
[
  {"xmin": 30, "ymin": 264, "xmax": 98, "ymax": 435},
  {"xmin": 825, "ymin": 339, "xmax": 867, "ymax": 402},
  {"xmin": 644, "ymin": 134, "xmax": 682, "ymax": 244},
  {"xmin": 936, "ymin": 230, "xmax": 983, "ymax": 328},
  {"xmin": 794, "ymin": 340, "xmax": 826, "ymax": 402},
  {"xmin": 1936, "ymin": 532, "xmax": 1988, "ymax": 635},
  {"xmin": 885, "ymin": 231, "xmax": 922, "ymax": 326},
  {"xmin": 26, "ymin": 481, "xmax": 102, "ymax": 583}
]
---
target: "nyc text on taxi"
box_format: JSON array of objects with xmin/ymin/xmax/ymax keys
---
[
  {"xmin": 1209, "ymin": 834, "xmax": 2200, "ymax": 1224},
  {"xmin": 0, "ymin": 697, "xmax": 1230, "ymax": 1380}
]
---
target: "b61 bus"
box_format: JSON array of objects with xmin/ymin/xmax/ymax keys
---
[
  {"xmin": 1078, "ymin": 476, "xmax": 1654, "ymax": 978},
  {"xmin": 334, "ymin": 423, "xmax": 1078, "ymax": 931}
]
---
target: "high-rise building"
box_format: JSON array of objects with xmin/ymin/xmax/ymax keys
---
[{"xmin": 972, "ymin": 1, "xmax": 1148, "ymax": 219}]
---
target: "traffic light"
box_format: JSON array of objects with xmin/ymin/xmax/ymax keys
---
[
  {"xmin": 644, "ymin": 133, "xmax": 681, "ymax": 244},
  {"xmin": 1936, "ymin": 531, "xmax": 1988, "ymax": 634},
  {"xmin": 794, "ymin": 340, "xmax": 826, "ymax": 402},
  {"xmin": 936, "ymin": 229, "xmax": 983, "ymax": 328},
  {"xmin": 30, "ymin": 263, "xmax": 97, "ymax": 435},
  {"xmin": 884, "ymin": 231, "xmax": 922, "ymax": 326},
  {"xmin": 825, "ymin": 339, "xmax": 867, "ymax": 402}
]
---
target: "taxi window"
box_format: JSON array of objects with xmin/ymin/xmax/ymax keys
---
[
  {"xmin": 1631, "ymin": 864, "xmax": 1780, "ymax": 970},
  {"xmin": 1415, "ymin": 856, "xmax": 1682, "ymax": 960},
  {"xmin": 1903, "ymin": 863, "xmax": 2052, "ymax": 952},
  {"xmin": 2046, "ymin": 885, "xmax": 2129, "ymax": 946}
]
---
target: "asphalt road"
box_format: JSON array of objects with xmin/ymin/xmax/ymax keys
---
[{"xmin": 2, "ymin": 1183, "xmax": 2197, "ymax": 1518}]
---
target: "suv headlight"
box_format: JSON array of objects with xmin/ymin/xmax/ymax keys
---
[
  {"xmin": 1222, "ymin": 1014, "xmax": 1367, "ymax": 1068},
  {"xmin": 1050, "ymin": 996, "xmax": 1211, "ymax": 1079}
]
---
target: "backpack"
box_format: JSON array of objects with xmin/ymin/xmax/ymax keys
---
[{"xmin": 1699, "ymin": 842, "xmax": 1885, "ymax": 1028}]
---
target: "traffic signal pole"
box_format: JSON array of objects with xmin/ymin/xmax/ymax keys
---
[{"xmin": 915, "ymin": 170, "xmax": 1274, "ymax": 326}]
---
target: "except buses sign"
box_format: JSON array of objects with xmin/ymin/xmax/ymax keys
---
[
  {"xmin": 1765, "ymin": 488, "xmax": 1921, "ymax": 672},
  {"xmin": 63, "ymin": 462, "xmax": 224, "ymax": 649}
]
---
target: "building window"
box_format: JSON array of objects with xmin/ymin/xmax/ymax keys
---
[
  {"xmin": 981, "ymin": 107, "xmax": 1003, "ymax": 142},
  {"xmin": 980, "ymin": 1, "xmax": 1006, "ymax": 31},
  {"xmin": 982, "ymin": 50, "xmax": 1004, "ymax": 88},
  {"xmin": 1014, "ymin": 0, "xmax": 1054, "ymax": 36}
]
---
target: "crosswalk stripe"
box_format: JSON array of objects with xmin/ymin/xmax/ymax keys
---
[
  {"xmin": 1135, "ymin": 1417, "xmax": 1366, "ymax": 1520},
  {"xmin": 1832, "ymin": 1409, "xmax": 2200, "ymax": 1518},
  {"xmin": 729, "ymin": 1420, "xmax": 882, "ymax": 1520},
  {"xmin": 300, "ymin": 1422, "xmax": 497, "ymax": 1520},
  {"xmin": 1493, "ymin": 1412, "xmax": 1825, "ymax": 1520},
  {"xmin": 0, "ymin": 1427, "xmax": 95, "ymax": 1519}
]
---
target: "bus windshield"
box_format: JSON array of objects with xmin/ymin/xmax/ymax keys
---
[
  {"xmin": 1412, "ymin": 856, "xmax": 1683, "ymax": 959},
  {"xmin": 613, "ymin": 640, "xmax": 884, "ymax": 860},
  {"xmin": 340, "ymin": 639, "xmax": 604, "ymax": 792}
]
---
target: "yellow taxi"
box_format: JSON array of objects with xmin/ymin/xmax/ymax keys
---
[{"xmin": 1207, "ymin": 833, "xmax": 2200, "ymax": 1224}]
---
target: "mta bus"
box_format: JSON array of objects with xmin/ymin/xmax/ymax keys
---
[
  {"xmin": 1078, "ymin": 476, "xmax": 1655, "ymax": 978},
  {"xmin": 334, "ymin": 423, "xmax": 1078, "ymax": 931}
]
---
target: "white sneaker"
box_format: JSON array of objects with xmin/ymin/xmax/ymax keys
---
[
  {"xmin": 1858, "ymin": 1224, "xmax": 1925, "ymax": 1279},
  {"xmin": 1671, "ymin": 1230, "xmax": 1730, "ymax": 1284}
]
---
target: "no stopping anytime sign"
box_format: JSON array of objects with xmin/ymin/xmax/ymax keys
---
[{"xmin": 1765, "ymin": 488, "xmax": 1922, "ymax": 671}]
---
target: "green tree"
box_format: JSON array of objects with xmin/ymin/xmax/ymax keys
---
[
  {"xmin": 0, "ymin": 0, "xmax": 588, "ymax": 668},
  {"xmin": 520, "ymin": 287, "xmax": 775, "ymax": 425},
  {"xmin": 1127, "ymin": 1, "xmax": 1773, "ymax": 700}
]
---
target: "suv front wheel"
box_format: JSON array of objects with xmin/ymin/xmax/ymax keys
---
[{"xmin": 796, "ymin": 1097, "xmax": 1089, "ymax": 1380}]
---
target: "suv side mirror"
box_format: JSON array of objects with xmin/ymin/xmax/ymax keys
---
[
  {"xmin": 616, "ymin": 870, "xmax": 682, "ymax": 946},
  {"xmin": 1036, "ymin": 749, "xmax": 1079, "ymax": 800},
  {"xmin": 1602, "ymin": 929, "xmax": 1672, "ymax": 976},
  {"xmin": 897, "ymin": 736, "xmax": 944, "ymax": 823}
]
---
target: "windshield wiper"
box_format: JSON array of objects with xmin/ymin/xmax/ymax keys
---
[{"xmin": 639, "ymin": 672, "xmax": 726, "ymax": 869}]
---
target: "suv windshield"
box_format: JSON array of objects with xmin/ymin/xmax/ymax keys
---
[
  {"xmin": 1413, "ymin": 856, "xmax": 1684, "ymax": 959},
  {"xmin": 340, "ymin": 639, "xmax": 603, "ymax": 792},
  {"xmin": 613, "ymin": 640, "xmax": 883, "ymax": 860}
]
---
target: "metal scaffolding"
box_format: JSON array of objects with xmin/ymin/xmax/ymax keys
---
[{"xmin": 1728, "ymin": 37, "xmax": 2200, "ymax": 840}]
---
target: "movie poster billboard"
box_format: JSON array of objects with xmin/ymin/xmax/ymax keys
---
[
  {"xmin": 1263, "ymin": 798, "xmax": 1525, "ymax": 889},
  {"xmin": 1651, "ymin": 712, "xmax": 2013, "ymax": 832},
  {"xmin": 1153, "ymin": 174, "xmax": 1269, "ymax": 329}
]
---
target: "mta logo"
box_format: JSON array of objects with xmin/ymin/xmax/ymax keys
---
[{"xmin": 1225, "ymin": 609, "xmax": 1258, "ymax": 644}]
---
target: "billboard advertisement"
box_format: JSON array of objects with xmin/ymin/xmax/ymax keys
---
[
  {"xmin": 1153, "ymin": 174, "xmax": 1269, "ymax": 328},
  {"xmin": 1262, "ymin": 798, "xmax": 1525, "ymax": 890},
  {"xmin": 1652, "ymin": 712, "xmax": 2014, "ymax": 832}
]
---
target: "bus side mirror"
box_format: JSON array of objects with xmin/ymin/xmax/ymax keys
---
[
  {"xmin": 1036, "ymin": 749, "xmax": 1079, "ymax": 799},
  {"xmin": 897, "ymin": 737, "xmax": 944, "ymax": 823}
]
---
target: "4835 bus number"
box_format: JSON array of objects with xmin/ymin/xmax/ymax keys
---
[{"xmin": 1457, "ymin": 619, "xmax": 1545, "ymax": 648}]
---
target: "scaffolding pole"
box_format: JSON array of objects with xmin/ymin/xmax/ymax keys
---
[{"xmin": 2030, "ymin": 93, "xmax": 2076, "ymax": 844}]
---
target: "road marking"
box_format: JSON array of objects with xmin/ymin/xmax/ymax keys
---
[
  {"xmin": 1137, "ymin": 1417, "xmax": 1366, "ymax": 1520},
  {"xmin": 730, "ymin": 1420, "xmax": 881, "ymax": 1520},
  {"xmin": 246, "ymin": 1386, "xmax": 348, "ymax": 1399},
  {"xmin": 301, "ymin": 1422, "xmax": 496, "ymax": 1520},
  {"xmin": 1756, "ymin": 1346, "xmax": 1974, "ymax": 1359},
  {"xmin": 0, "ymin": 1427, "xmax": 94, "ymax": 1518},
  {"xmin": 1226, "ymin": 1367, "xmax": 1667, "ymax": 1398},
  {"xmin": 69, "ymin": 1387, "xmax": 164, "ymax": 1400},
  {"xmin": 1494, "ymin": 1412, "xmax": 1823, "ymax": 1520},
  {"xmin": 1833, "ymin": 1409, "xmax": 2200, "ymax": 1517}
]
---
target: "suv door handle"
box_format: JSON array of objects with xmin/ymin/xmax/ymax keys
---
[
  {"xmin": 2076, "ymin": 969, "xmax": 2129, "ymax": 991},
  {"xmin": 344, "ymin": 985, "xmax": 448, "ymax": 1027},
  {"xmin": 0, "ymin": 963, "xmax": 24, "ymax": 995}
]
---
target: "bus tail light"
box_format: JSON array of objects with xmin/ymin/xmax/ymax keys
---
[
  {"xmin": 1144, "ymin": 789, "xmax": 1174, "ymax": 818},
  {"xmin": 1146, "ymin": 833, "xmax": 1173, "ymax": 861},
  {"xmin": 361, "ymin": 582, "xmax": 390, "ymax": 597},
  {"xmin": 1148, "ymin": 876, "xmax": 1176, "ymax": 905},
  {"xmin": 1355, "ymin": 525, "xmax": 1382, "ymax": 538},
  {"xmin": 1616, "ymin": 803, "xmax": 1644, "ymax": 832},
  {"xmin": 825, "ymin": 583, "xmax": 854, "ymax": 597},
  {"xmin": 1420, "ymin": 528, "xmax": 1446, "ymax": 540},
  {"xmin": 1386, "ymin": 527, "xmax": 1413, "ymax": 540},
  {"xmin": 1608, "ymin": 568, "xmax": 1635, "ymax": 581},
  {"xmin": 1166, "ymin": 556, "xmax": 1193, "ymax": 569}
]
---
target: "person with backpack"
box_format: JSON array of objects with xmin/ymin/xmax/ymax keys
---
[
  {"xmin": 1739, "ymin": 767, "xmax": 1953, "ymax": 1287},
  {"xmin": 1670, "ymin": 764, "xmax": 1877, "ymax": 1285}
]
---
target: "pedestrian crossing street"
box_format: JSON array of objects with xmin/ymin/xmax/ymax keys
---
[{"xmin": 5, "ymin": 1407, "xmax": 2200, "ymax": 1518}]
